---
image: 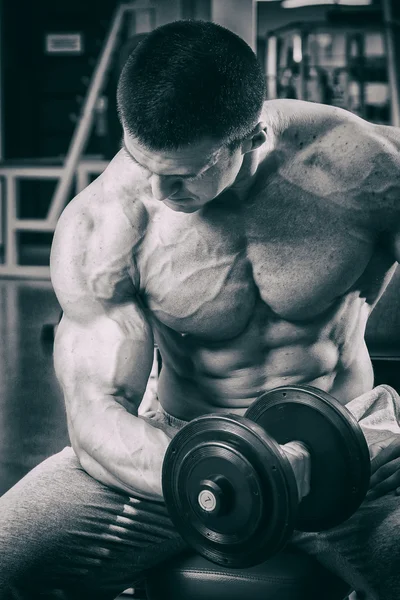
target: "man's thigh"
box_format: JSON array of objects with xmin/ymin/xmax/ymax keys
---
[
  {"xmin": 0, "ymin": 447, "xmax": 187, "ymax": 599},
  {"xmin": 291, "ymin": 494, "xmax": 400, "ymax": 600}
]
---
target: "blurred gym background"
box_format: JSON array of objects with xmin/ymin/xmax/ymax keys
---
[{"xmin": 0, "ymin": 0, "xmax": 399, "ymax": 530}]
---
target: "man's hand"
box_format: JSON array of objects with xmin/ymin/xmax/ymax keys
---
[{"xmin": 367, "ymin": 435, "xmax": 400, "ymax": 500}]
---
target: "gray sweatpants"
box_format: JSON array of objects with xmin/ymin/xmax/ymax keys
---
[{"xmin": 1, "ymin": 386, "xmax": 400, "ymax": 599}]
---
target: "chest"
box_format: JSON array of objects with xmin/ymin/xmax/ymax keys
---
[{"xmin": 138, "ymin": 190, "xmax": 376, "ymax": 339}]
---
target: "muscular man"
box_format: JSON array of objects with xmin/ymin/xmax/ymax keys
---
[{"xmin": 1, "ymin": 20, "xmax": 400, "ymax": 599}]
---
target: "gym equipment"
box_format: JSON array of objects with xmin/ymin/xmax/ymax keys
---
[
  {"xmin": 264, "ymin": 20, "xmax": 396, "ymax": 126},
  {"xmin": 146, "ymin": 549, "xmax": 351, "ymax": 600},
  {"xmin": 245, "ymin": 385, "xmax": 370, "ymax": 532},
  {"xmin": 162, "ymin": 385, "xmax": 370, "ymax": 568}
]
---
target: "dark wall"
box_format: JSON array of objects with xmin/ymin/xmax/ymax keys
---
[{"xmin": 2, "ymin": 0, "xmax": 118, "ymax": 160}]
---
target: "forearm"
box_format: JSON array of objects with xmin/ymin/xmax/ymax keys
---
[{"xmin": 69, "ymin": 397, "xmax": 170, "ymax": 501}]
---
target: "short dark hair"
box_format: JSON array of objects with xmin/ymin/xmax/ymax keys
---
[{"xmin": 117, "ymin": 20, "xmax": 266, "ymax": 150}]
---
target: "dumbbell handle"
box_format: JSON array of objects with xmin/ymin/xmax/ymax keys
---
[
  {"xmin": 195, "ymin": 439, "xmax": 311, "ymax": 514},
  {"xmin": 280, "ymin": 441, "xmax": 311, "ymax": 502}
]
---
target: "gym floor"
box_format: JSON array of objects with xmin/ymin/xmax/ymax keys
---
[{"xmin": 0, "ymin": 279, "xmax": 68, "ymax": 496}]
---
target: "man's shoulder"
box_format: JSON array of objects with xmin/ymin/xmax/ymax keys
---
[
  {"xmin": 262, "ymin": 99, "xmax": 351, "ymax": 136},
  {"xmin": 315, "ymin": 115, "xmax": 400, "ymax": 200},
  {"xmin": 55, "ymin": 175, "xmax": 149, "ymax": 259},
  {"xmin": 67, "ymin": 148, "xmax": 152, "ymax": 237},
  {"xmin": 51, "ymin": 161, "xmax": 151, "ymax": 307},
  {"xmin": 271, "ymin": 101, "xmax": 399, "ymax": 185},
  {"xmin": 264, "ymin": 98, "xmax": 398, "ymax": 152},
  {"xmin": 259, "ymin": 102, "xmax": 400, "ymax": 221}
]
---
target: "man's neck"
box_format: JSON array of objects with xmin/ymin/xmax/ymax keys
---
[{"xmin": 230, "ymin": 137, "xmax": 276, "ymax": 202}]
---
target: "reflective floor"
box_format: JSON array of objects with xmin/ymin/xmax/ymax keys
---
[{"xmin": 0, "ymin": 279, "xmax": 68, "ymax": 496}]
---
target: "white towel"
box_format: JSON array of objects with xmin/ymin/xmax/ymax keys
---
[{"xmin": 346, "ymin": 384, "xmax": 400, "ymax": 460}]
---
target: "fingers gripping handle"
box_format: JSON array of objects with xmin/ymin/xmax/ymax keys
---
[{"xmin": 281, "ymin": 441, "xmax": 311, "ymax": 502}]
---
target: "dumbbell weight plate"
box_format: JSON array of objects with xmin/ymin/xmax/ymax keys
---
[
  {"xmin": 245, "ymin": 385, "xmax": 371, "ymax": 531},
  {"xmin": 162, "ymin": 414, "xmax": 299, "ymax": 567}
]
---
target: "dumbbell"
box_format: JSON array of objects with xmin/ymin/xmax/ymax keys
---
[{"xmin": 162, "ymin": 385, "xmax": 371, "ymax": 568}]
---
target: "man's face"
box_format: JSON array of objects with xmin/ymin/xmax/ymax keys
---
[{"xmin": 122, "ymin": 134, "xmax": 244, "ymax": 213}]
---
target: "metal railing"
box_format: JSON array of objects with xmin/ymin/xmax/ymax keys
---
[{"xmin": 0, "ymin": 1, "xmax": 153, "ymax": 277}]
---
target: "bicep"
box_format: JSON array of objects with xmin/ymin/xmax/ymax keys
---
[
  {"xmin": 54, "ymin": 303, "xmax": 154, "ymax": 416},
  {"xmin": 50, "ymin": 192, "xmax": 152, "ymax": 414}
]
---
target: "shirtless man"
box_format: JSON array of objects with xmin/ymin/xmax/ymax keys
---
[{"xmin": 1, "ymin": 19, "xmax": 400, "ymax": 599}]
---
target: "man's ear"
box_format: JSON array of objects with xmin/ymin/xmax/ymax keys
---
[{"xmin": 241, "ymin": 122, "xmax": 267, "ymax": 154}]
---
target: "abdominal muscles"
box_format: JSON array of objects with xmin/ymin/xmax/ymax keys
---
[{"xmin": 156, "ymin": 294, "xmax": 374, "ymax": 419}]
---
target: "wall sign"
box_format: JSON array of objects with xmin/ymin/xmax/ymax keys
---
[{"xmin": 45, "ymin": 33, "xmax": 84, "ymax": 55}]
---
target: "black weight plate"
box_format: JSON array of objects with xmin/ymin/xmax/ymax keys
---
[
  {"xmin": 245, "ymin": 385, "xmax": 371, "ymax": 531},
  {"xmin": 162, "ymin": 414, "xmax": 299, "ymax": 567}
]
